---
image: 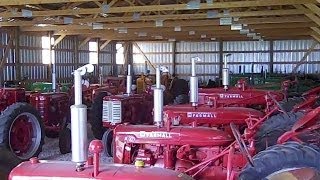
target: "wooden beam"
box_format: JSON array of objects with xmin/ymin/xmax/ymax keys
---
[
  {"xmin": 78, "ymin": 37, "xmax": 91, "ymax": 48},
  {"xmin": 0, "ymin": 0, "xmax": 93, "ymax": 6},
  {"xmin": 0, "ymin": 35, "xmax": 14, "ymax": 71},
  {"xmin": 133, "ymin": 42, "xmax": 156, "ymax": 70},
  {"xmin": 304, "ymin": 3, "xmax": 320, "ymax": 17},
  {"xmin": 53, "ymin": 34, "xmax": 67, "ymax": 46},
  {"xmin": 99, "ymin": 40, "xmax": 111, "ymax": 51},
  {"xmin": 0, "ymin": 0, "xmax": 313, "ymax": 18},
  {"xmin": 292, "ymin": 41, "xmax": 318, "ymax": 73},
  {"xmin": 311, "ymin": 34, "xmax": 320, "ymax": 42}
]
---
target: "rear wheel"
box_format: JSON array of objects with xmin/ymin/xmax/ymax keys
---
[
  {"xmin": 239, "ymin": 142, "xmax": 320, "ymax": 180},
  {"xmin": 90, "ymin": 92, "xmax": 108, "ymax": 139},
  {"xmin": 0, "ymin": 103, "xmax": 44, "ymax": 160},
  {"xmin": 254, "ymin": 112, "xmax": 303, "ymax": 152}
]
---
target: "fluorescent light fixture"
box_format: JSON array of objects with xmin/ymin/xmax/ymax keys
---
[
  {"xmin": 253, "ymin": 35, "xmax": 261, "ymax": 40},
  {"xmin": 155, "ymin": 36, "xmax": 163, "ymax": 39},
  {"xmin": 231, "ymin": 24, "xmax": 243, "ymax": 30},
  {"xmin": 206, "ymin": 0, "xmax": 214, "ymax": 4},
  {"xmin": 155, "ymin": 19, "xmax": 163, "ymax": 27},
  {"xmin": 22, "ymin": 9, "xmax": 33, "ymax": 18},
  {"xmin": 240, "ymin": 29, "xmax": 250, "ymax": 34},
  {"xmin": 174, "ymin": 26, "xmax": 181, "ymax": 31},
  {"xmin": 223, "ymin": 9, "xmax": 230, "ymax": 16},
  {"xmin": 233, "ymin": 17, "xmax": 239, "ymax": 21},
  {"xmin": 189, "ymin": 31, "xmax": 195, "ymax": 35},
  {"xmin": 118, "ymin": 27, "xmax": 128, "ymax": 33},
  {"xmin": 246, "ymin": 33, "xmax": 256, "ymax": 37},
  {"xmin": 220, "ymin": 17, "xmax": 232, "ymax": 25},
  {"xmin": 211, "ymin": 38, "xmax": 216, "ymax": 41},
  {"xmin": 168, "ymin": 38, "xmax": 176, "ymax": 42},
  {"xmin": 138, "ymin": 32, "xmax": 147, "ymax": 37},
  {"xmin": 92, "ymin": 23, "xmax": 103, "ymax": 29},
  {"xmin": 201, "ymin": 34, "xmax": 207, "ymax": 38},
  {"xmin": 207, "ymin": 10, "xmax": 218, "ymax": 18},
  {"xmin": 187, "ymin": 0, "xmax": 200, "ymax": 9}
]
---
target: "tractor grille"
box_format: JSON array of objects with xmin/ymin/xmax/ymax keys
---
[{"xmin": 102, "ymin": 100, "xmax": 122, "ymax": 124}]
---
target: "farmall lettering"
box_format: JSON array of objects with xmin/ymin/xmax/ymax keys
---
[
  {"xmin": 139, "ymin": 131, "xmax": 172, "ymax": 138},
  {"xmin": 187, "ymin": 112, "xmax": 215, "ymax": 118},
  {"xmin": 219, "ymin": 93, "xmax": 244, "ymax": 99}
]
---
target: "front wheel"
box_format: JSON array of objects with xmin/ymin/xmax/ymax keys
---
[{"xmin": 239, "ymin": 142, "xmax": 320, "ymax": 180}]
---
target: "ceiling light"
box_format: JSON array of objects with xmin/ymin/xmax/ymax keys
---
[
  {"xmin": 155, "ymin": 19, "xmax": 163, "ymax": 27},
  {"xmin": 201, "ymin": 34, "xmax": 207, "ymax": 38},
  {"xmin": 219, "ymin": 17, "xmax": 232, "ymax": 25},
  {"xmin": 231, "ymin": 24, "xmax": 242, "ymax": 30},
  {"xmin": 21, "ymin": 9, "xmax": 33, "ymax": 18},
  {"xmin": 174, "ymin": 26, "xmax": 181, "ymax": 32},
  {"xmin": 187, "ymin": 0, "xmax": 200, "ymax": 9},
  {"xmin": 189, "ymin": 31, "xmax": 195, "ymax": 35},
  {"xmin": 207, "ymin": 10, "xmax": 218, "ymax": 18}
]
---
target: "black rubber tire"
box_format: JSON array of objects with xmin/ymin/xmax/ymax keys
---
[
  {"xmin": 239, "ymin": 142, "xmax": 320, "ymax": 180},
  {"xmin": 279, "ymin": 97, "xmax": 304, "ymax": 112},
  {"xmin": 90, "ymin": 92, "xmax": 108, "ymax": 140},
  {"xmin": 255, "ymin": 112, "xmax": 303, "ymax": 152},
  {"xmin": 0, "ymin": 147, "xmax": 22, "ymax": 180},
  {"xmin": 45, "ymin": 117, "xmax": 68, "ymax": 139},
  {"xmin": 173, "ymin": 94, "xmax": 189, "ymax": 105},
  {"xmin": 102, "ymin": 129, "xmax": 113, "ymax": 157},
  {"xmin": 0, "ymin": 103, "xmax": 45, "ymax": 160},
  {"xmin": 58, "ymin": 126, "xmax": 71, "ymax": 154},
  {"xmin": 170, "ymin": 79, "xmax": 189, "ymax": 98}
]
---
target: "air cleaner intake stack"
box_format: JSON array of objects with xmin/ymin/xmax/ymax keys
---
[
  {"xmin": 222, "ymin": 54, "xmax": 231, "ymax": 91},
  {"xmin": 126, "ymin": 64, "xmax": 132, "ymax": 95},
  {"xmin": 71, "ymin": 64, "xmax": 94, "ymax": 171},
  {"xmin": 190, "ymin": 57, "xmax": 199, "ymax": 107},
  {"xmin": 154, "ymin": 66, "xmax": 163, "ymax": 127}
]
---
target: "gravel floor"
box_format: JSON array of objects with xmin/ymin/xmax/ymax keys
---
[{"xmin": 38, "ymin": 124, "xmax": 113, "ymax": 163}]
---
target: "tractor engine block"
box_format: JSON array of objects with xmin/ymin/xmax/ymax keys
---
[{"xmin": 0, "ymin": 88, "xmax": 26, "ymax": 111}]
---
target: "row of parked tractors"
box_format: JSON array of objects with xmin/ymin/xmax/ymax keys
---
[{"xmin": 3, "ymin": 58, "xmax": 320, "ymax": 180}]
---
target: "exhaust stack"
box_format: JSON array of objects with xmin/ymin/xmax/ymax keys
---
[
  {"xmin": 126, "ymin": 64, "xmax": 132, "ymax": 95},
  {"xmin": 154, "ymin": 66, "xmax": 163, "ymax": 127},
  {"xmin": 99, "ymin": 67, "xmax": 103, "ymax": 86},
  {"xmin": 52, "ymin": 58, "xmax": 57, "ymax": 92},
  {"xmin": 71, "ymin": 64, "xmax": 94, "ymax": 171},
  {"xmin": 190, "ymin": 57, "xmax": 199, "ymax": 107},
  {"xmin": 222, "ymin": 54, "xmax": 231, "ymax": 91}
]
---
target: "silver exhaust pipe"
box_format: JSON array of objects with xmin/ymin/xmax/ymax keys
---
[
  {"xmin": 222, "ymin": 54, "xmax": 231, "ymax": 91},
  {"xmin": 126, "ymin": 64, "xmax": 132, "ymax": 95},
  {"xmin": 71, "ymin": 64, "xmax": 94, "ymax": 170},
  {"xmin": 190, "ymin": 57, "xmax": 199, "ymax": 107},
  {"xmin": 153, "ymin": 66, "xmax": 163, "ymax": 127}
]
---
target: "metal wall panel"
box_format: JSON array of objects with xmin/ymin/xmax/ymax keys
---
[
  {"xmin": 55, "ymin": 37, "xmax": 74, "ymax": 50},
  {"xmin": 134, "ymin": 42, "xmax": 172, "ymax": 53},
  {"xmin": 223, "ymin": 41, "xmax": 270, "ymax": 51},
  {"xmin": 19, "ymin": 35, "xmax": 42, "ymax": 47},
  {"xmin": 273, "ymin": 40, "xmax": 320, "ymax": 73},
  {"xmin": 79, "ymin": 52, "xmax": 90, "ymax": 64},
  {"xmin": 22, "ymin": 65, "xmax": 47, "ymax": 80},
  {"xmin": 99, "ymin": 53, "xmax": 112, "ymax": 64},
  {"xmin": 176, "ymin": 41, "xmax": 219, "ymax": 52}
]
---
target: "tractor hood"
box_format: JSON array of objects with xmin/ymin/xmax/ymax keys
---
[
  {"xmin": 9, "ymin": 160, "xmax": 191, "ymax": 180},
  {"xmin": 163, "ymin": 105, "xmax": 264, "ymax": 125},
  {"xmin": 114, "ymin": 124, "xmax": 233, "ymax": 147},
  {"xmin": 198, "ymin": 87, "xmax": 284, "ymax": 106}
]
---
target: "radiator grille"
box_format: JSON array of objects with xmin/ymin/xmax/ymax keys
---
[{"xmin": 102, "ymin": 100, "xmax": 122, "ymax": 124}]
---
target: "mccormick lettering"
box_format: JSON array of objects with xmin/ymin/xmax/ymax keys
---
[
  {"xmin": 219, "ymin": 94, "xmax": 244, "ymax": 99},
  {"xmin": 139, "ymin": 131, "xmax": 172, "ymax": 138},
  {"xmin": 187, "ymin": 112, "xmax": 215, "ymax": 118}
]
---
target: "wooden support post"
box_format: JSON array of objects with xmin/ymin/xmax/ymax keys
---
[
  {"xmin": 74, "ymin": 36, "xmax": 79, "ymax": 68},
  {"xmin": 269, "ymin": 40, "xmax": 274, "ymax": 74},
  {"xmin": 14, "ymin": 27, "xmax": 21, "ymax": 80},
  {"xmin": 219, "ymin": 41, "xmax": 223, "ymax": 80},
  {"xmin": 292, "ymin": 41, "xmax": 318, "ymax": 73},
  {"xmin": 133, "ymin": 42, "xmax": 156, "ymax": 71},
  {"xmin": 111, "ymin": 42, "xmax": 118, "ymax": 76},
  {"xmin": 79, "ymin": 37, "xmax": 91, "ymax": 48}
]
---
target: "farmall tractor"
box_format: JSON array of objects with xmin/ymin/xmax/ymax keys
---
[
  {"xmin": 111, "ymin": 65, "xmax": 320, "ymax": 179},
  {"xmin": 9, "ymin": 64, "xmax": 193, "ymax": 180},
  {"xmin": 196, "ymin": 54, "xmax": 285, "ymax": 111}
]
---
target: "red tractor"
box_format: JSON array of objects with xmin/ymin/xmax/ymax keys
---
[
  {"xmin": 0, "ymin": 88, "xmax": 44, "ymax": 161},
  {"xmin": 90, "ymin": 65, "xmax": 153, "ymax": 145},
  {"xmin": 8, "ymin": 64, "xmax": 193, "ymax": 180}
]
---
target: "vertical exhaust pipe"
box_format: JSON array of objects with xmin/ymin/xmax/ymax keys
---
[
  {"xmin": 71, "ymin": 64, "xmax": 94, "ymax": 171},
  {"xmin": 222, "ymin": 54, "xmax": 231, "ymax": 91},
  {"xmin": 190, "ymin": 57, "xmax": 199, "ymax": 107},
  {"xmin": 99, "ymin": 67, "xmax": 103, "ymax": 86},
  {"xmin": 154, "ymin": 66, "xmax": 163, "ymax": 127},
  {"xmin": 126, "ymin": 64, "xmax": 132, "ymax": 95}
]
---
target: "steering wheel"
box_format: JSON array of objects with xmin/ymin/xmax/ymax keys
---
[{"xmin": 230, "ymin": 123, "xmax": 254, "ymax": 167}]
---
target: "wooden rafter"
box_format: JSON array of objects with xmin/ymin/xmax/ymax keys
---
[
  {"xmin": 100, "ymin": 40, "xmax": 112, "ymax": 51},
  {"xmin": 0, "ymin": 0, "xmax": 93, "ymax": 6},
  {"xmin": 54, "ymin": 34, "xmax": 67, "ymax": 46},
  {"xmin": 79, "ymin": 37, "xmax": 91, "ymax": 48}
]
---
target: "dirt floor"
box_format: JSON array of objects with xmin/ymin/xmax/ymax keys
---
[{"xmin": 38, "ymin": 124, "xmax": 112, "ymax": 163}]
